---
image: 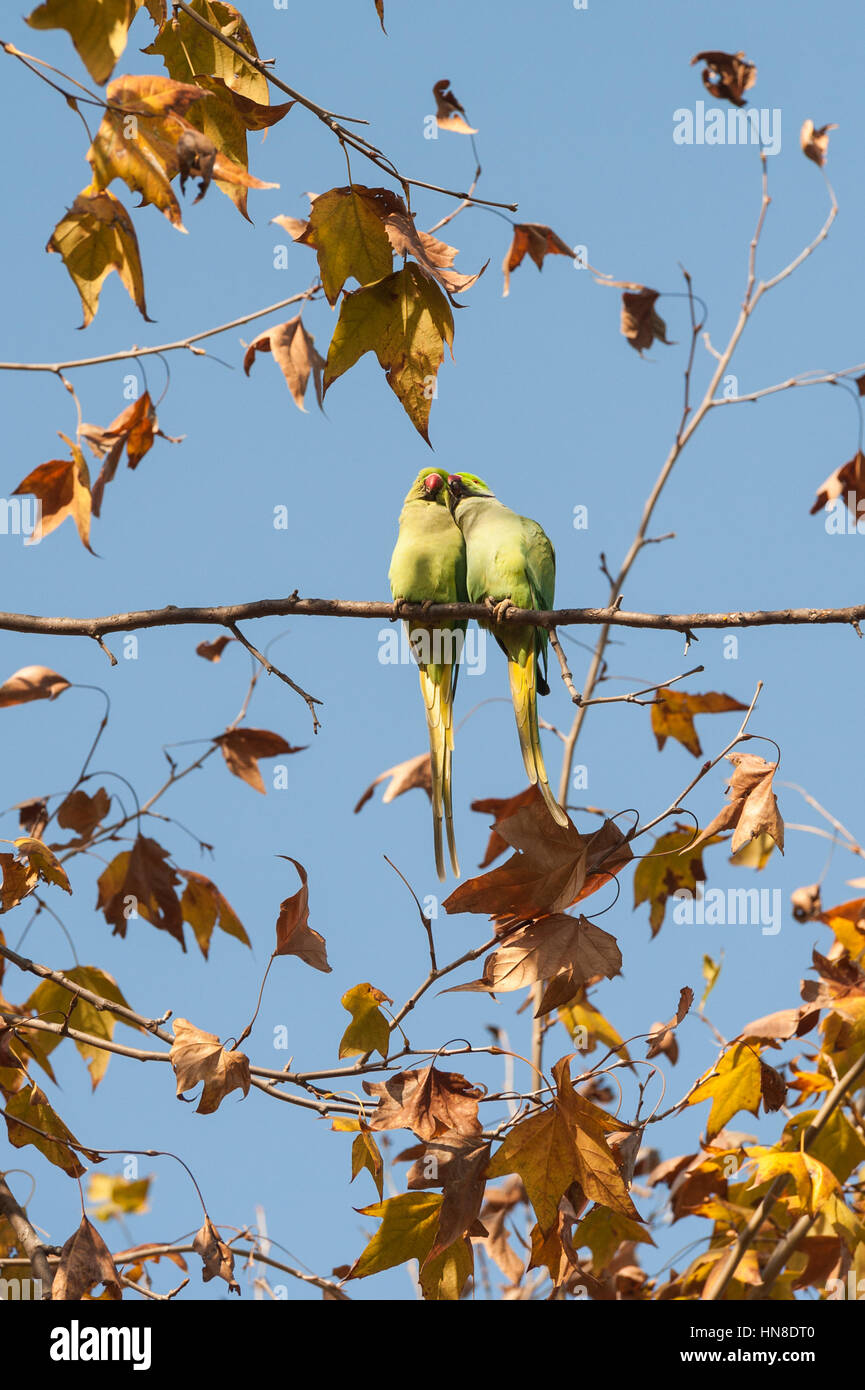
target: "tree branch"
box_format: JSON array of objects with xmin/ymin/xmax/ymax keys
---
[{"xmin": 0, "ymin": 1176, "xmax": 53, "ymax": 1297}]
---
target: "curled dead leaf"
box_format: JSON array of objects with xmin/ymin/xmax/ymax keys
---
[
  {"xmin": 691, "ymin": 50, "xmax": 757, "ymax": 107},
  {"xmin": 0, "ymin": 666, "xmax": 70, "ymax": 709}
]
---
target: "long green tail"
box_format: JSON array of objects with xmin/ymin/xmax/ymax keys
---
[{"xmin": 507, "ymin": 646, "xmax": 569, "ymax": 827}]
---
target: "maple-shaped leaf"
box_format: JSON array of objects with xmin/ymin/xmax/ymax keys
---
[
  {"xmin": 80, "ymin": 390, "xmax": 182, "ymax": 515},
  {"xmin": 193, "ymin": 1216, "xmax": 240, "ymax": 1294},
  {"xmin": 354, "ymin": 753, "xmax": 431, "ymax": 812},
  {"xmin": 170, "ymin": 1017, "xmax": 250, "ymax": 1115},
  {"xmin": 339, "ymin": 982, "xmax": 392, "ymax": 1060},
  {"xmin": 4, "ymin": 1081, "xmax": 102, "ymax": 1177},
  {"xmin": 406, "ymin": 1129, "xmax": 491, "ymax": 1262},
  {"xmin": 810, "ymin": 450, "xmax": 865, "ymax": 520},
  {"xmin": 472, "ymin": 786, "xmax": 539, "ymax": 867},
  {"xmin": 214, "ymin": 728, "xmax": 304, "ymax": 794},
  {"xmin": 56, "ymin": 786, "xmax": 111, "ymax": 840},
  {"xmin": 502, "ymin": 223, "xmax": 572, "ymax": 297},
  {"xmin": 633, "ymin": 824, "xmax": 719, "ymax": 936},
  {"xmin": 621, "ymin": 287, "xmax": 671, "ymax": 354},
  {"xmin": 432, "ymin": 79, "xmax": 477, "ymax": 135},
  {"xmin": 26, "ymin": 0, "xmax": 143, "ymax": 85},
  {"xmin": 244, "ymin": 316, "xmax": 326, "ymax": 412},
  {"xmin": 800, "ymin": 119, "xmax": 837, "ymax": 167},
  {"xmin": 0, "ymin": 665, "xmax": 70, "ymax": 709},
  {"xmin": 573, "ymin": 1205, "xmax": 655, "ymax": 1274},
  {"xmin": 688, "ymin": 1042, "xmax": 763, "ymax": 1140},
  {"xmin": 88, "ymin": 76, "xmax": 278, "ymax": 231},
  {"xmin": 274, "ymin": 856, "xmax": 331, "ymax": 973},
  {"xmin": 96, "ymin": 835, "xmax": 185, "ymax": 948},
  {"xmin": 784, "ymin": 1108, "xmax": 865, "ymax": 1185},
  {"xmin": 87, "ymin": 1172, "xmax": 151, "ymax": 1222},
  {"xmin": 47, "ymin": 187, "xmax": 151, "ymax": 327},
  {"xmin": 451, "ymin": 913, "xmax": 621, "ymax": 1015},
  {"xmin": 364, "ymin": 1064, "xmax": 484, "ymax": 1140},
  {"xmin": 651, "ymin": 690, "xmax": 747, "ymax": 758},
  {"xmin": 179, "ymin": 869, "xmax": 250, "ymax": 958},
  {"xmin": 196, "ymin": 635, "xmax": 233, "ymax": 662},
  {"xmin": 144, "ymin": 0, "xmax": 268, "ymax": 104},
  {"xmin": 444, "ymin": 801, "xmax": 631, "ymax": 924},
  {"xmin": 25, "ymin": 965, "xmax": 138, "ymax": 1089},
  {"xmin": 52, "ymin": 1216, "xmax": 122, "ymax": 1301},
  {"xmin": 324, "ymin": 264, "xmax": 454, "ymax": 443},
  {"xmin": 348, "ymin": 1191, "xmax": 475, "ymax": 1298},
  {"xmin": 295, "ymin": 186, "xmax": 395, "ymax": 305},
  {"xmin": 487, "ymin": 1057, "xmax": 640, "ymax": 1233},
  {"xmin": 691, "ymin": 753, "xmax": 785, "ymax": 856},
  {"xmin": 691, "ymin": 50, "xmax": 757, "ymax": 107},
  {"xmin": 13, "ymin": 435, "xmax": 94, "ymax": 550}
]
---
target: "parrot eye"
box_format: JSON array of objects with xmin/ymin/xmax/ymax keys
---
[{"xmin": 423, "ymin": 473, "xmax": 443, "ymax": 496}]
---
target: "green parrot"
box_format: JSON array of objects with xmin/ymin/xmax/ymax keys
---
[
  {"xmin": 446, "ymin": 472, "xmax": 568, "ymax": 827},
  {"xmin": 389, "ymin": 468, "xmax": 467, "ymax": 880}
]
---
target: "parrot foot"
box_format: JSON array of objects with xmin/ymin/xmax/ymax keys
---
[
  {"xmin": 486, "ymin": 596, "xmax": 517, "ymax": 624},
  {"xmin": 390, "ymin": 598, "xmax": 412, "ymax": 622}
]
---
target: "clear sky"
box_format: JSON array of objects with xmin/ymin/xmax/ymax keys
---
[{"xmin": 1, "ymin": 0, "xmax": 863, "ymax": 1299}]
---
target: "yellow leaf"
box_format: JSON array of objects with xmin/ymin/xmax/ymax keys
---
[
  {"xmin": 299, "ymin": 185, "xmax": 394, "ymax": 305},
  {"xmin": 350, "ymin": 1127, "xmax": 383, "ymax": 1199},
  {"xmin": 558, "ymin": 995, "xmax": 631, "ymax": 1062},
  {"xmin": 12, "ymin": 837, "xmax": 72, "ymax": 894},
  {"xmin": 87, "ymin": 1172, "xmax": 151, "ymax": 1220},
  {"xmin": 633, "ymin": 825, "xmax": 719, "ymax": 936},
  {"xmin": 651, "ymin": 690, "xmax": 747, "ymax": 758},
  {"xmin": 24, "ymin": 965, "xmax": 136, "ymax": 1089},
  {"xmin": 179, "ymin": 870, "xmax": 250, "ymax": 958},
  {"xmin": 143, "ymin": 0, "xmax": 268, "ymax": 103},
  {"xmin": 13, "ymin": 438, "xmax": 94, "ymax": 551},
  {"xmin": 746, "ymin": 1147, "xmax": 840, "ymax": 1214},
  {"xmin": 338, "ymin": 982, "xmax": 392, "ymax": 1060},
  {"xmin": 4, "ymin": 1082, "xmax": 101, "ymax": 1177},
  {"xmin": 325, "ymin": 264, "xmax": 454, "ymax": 442},
  {"xmin": 47, "ymin": 188, "xmax": 150, "ymax": 327},
  {"xmin": 689, "ymin": 1042, "xmax": 762, "ymax": 1139},
  {"xmin": 26, "ymin": 0, "xmax": 144, "ymax": 85},
  {"xmin": 348, "ymin": 1192, "xmax": 442, "ymax": 1279}
]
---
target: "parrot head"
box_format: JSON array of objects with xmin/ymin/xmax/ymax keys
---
[
  {"xmin": 446, "ymin": 472, "xmax": 494, "ymax": 514},
  {"xmin": 404, "ymin": 467, "xmax": 450, "ymax": 505}
]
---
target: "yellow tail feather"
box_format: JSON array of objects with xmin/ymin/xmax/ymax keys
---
[
  {"xmin": 507, "ymin": 650, "xmax": 569, "ymax": 827},
  {"xmin": 418, "ymin": 660, "xmax": 459, "ymax": 880}
]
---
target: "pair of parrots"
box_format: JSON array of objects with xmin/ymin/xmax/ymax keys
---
[{"xmin": 388, "ymin": 469, "xmax": 568, "ymax": 882}]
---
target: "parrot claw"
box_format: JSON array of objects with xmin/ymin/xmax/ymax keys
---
[
  {"xmin": 391, "ymin": 598, "xmax": 412, "ymax": 621},
  {"xmin": 420, "ymin": 598, "xmax": 434, "ymax": 613},
  {"xmin": 487, "ymin": 597, "xmax": 516, "ymax": 624}
]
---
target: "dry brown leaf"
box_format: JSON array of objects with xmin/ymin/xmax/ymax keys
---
[
  {"xmin": 364, "ymin": 1064, "xmax": 484, "ymax": 1140},
  {"xmin": 0, "ymin": 665, "xmax": 70, "ymax": 709},
  {"xmin": 620, "ymin": 287, "xmax": 671, "ymax": 355},
  {"xmin": 214, "ymin": 728, "xmax": 304, "ymax": 794},
  {"xmin": 243, "ymin": 315, "xmax": 326, "ymax": 411},
  {"xmin": 760, "ymin": 1062, "xmax": 787, "ymax": 1113},
  {"xmin": 354, "ymin": 753, "xmax": 431, "ymax": 812},
  {"xmin": 433, "ymin": 78, "xmax": 477, "ymax": 134},
  {"xmin": 383, "ymin": 210, "xmax": 485, "ymax": 301},
  {"xmin": 646, "ymin": 987, "xmax": 694, "ymax": 1059},
  {"xmin": 196, "ymin": 635, "xmax": 233, "ymax": 662},
  {"xmin": 170, "ymin": 1017, "xmax": 250, "ymax": 1115},
  {"xmin": 56, "ymin": 786, "xmax": 110, "ymax": 839},
  {"xmin": 471, "ymin": 787, "xmax": 540, "ymax": 867},
  {"xmin": 451, "ymin": 914, "xmax": 621, "ymax": 1015},
  {"xmin": 691, "ymin": 753, "xmax": 784, "ymax": 856},
  {"xmin": 96, "ymin": 835, "xmax": 184, "ymax": 947},
  {"xmin": 52, "ymin": 1216, "xmax": 122, "ymax": 1301},
  {"xmin": 502, "ymin": 223, "xmax": 572, "ymax": 297},
  {"xmin": 81, "ymin": 391, "xmax": 182, "ymax": 517},
  {"xmin": 274, "ymin": 855, "xmax": 331, "ymax": 972},
  {"xmin": 193, "ymin": 1216, "xmax": 239, "ymax": 1294},
  {"xmin": 475, "ymin": 1179, "xmax": 526, "ymax": 1285},
  {"xmin": 12, "ymin": 436, "xmax": 93, "ymax": 550},
  {"xmin": 800, "ymin": 119, "xmax": 837, "ymax": 167},
  {"xmin": 406, "ymin": 1129, "xmax": 491, "ymax": 1263},
  {"xmin": 810, "ymin": 451, "xmax": 865, "ymax": 520},
  {"xmin": 691, "ymin": 50, "xmax": 757, "ymax": 107}
]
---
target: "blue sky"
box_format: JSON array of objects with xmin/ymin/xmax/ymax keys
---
[{"xmin": 1, "ymin": 0, "xmax": 863, "ymax": 1299}]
